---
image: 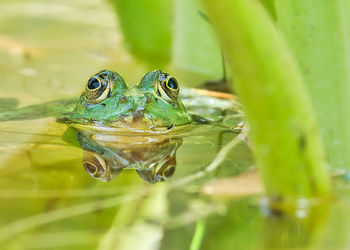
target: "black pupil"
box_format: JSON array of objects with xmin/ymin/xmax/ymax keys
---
[
  {"xmin": 88, "ymin": 78, "xmax": 100, "ymax": 90},
  {"xmin": 163, "ymin": 166, "xmax": 175, "ymax": 177},
  {"xmin": 167, "ymin": 78, "xmax": 178, "ymax": 89},
  {"xmin": 84, "ymin": 162, "xmax": 97, "ymax": 174}
]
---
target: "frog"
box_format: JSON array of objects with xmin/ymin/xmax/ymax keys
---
[
  {"xmin": 57, "ymin": 70, "xmax": 193, "ymax": 132},
  {"xmin": 0, "ymin": 70, "xmax": 245, "ymax": 184},
  {"xmin": 0, "ymin": 70, "xmax": 242, "ymax": 132}
]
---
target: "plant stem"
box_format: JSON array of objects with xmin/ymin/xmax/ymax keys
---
[
  {"xmin": 202, "ymin": 0, "xmax": 331, "ymax": 201},
  {"xmin": 190, "ymin": 219, "xmax": 206, "ymax": 250}
]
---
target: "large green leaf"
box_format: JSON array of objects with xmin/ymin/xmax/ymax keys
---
[
  {"xmin": 172, "ymin": 0, "xmax": 223, "ymax": 81},
  {"xmin": 260, "ymin": 0, "xmax": 276, "ymax": 19},
  {"xmin": 108, "ymin": 0, "xmax": 172, "ymax": 68},
  {"xmin": 275, "ymin": 0, "xmax": 350, "ymax": 169},
  {"xmin": 109, "ymin": 0, "xmax": 223, "ymax": 82}
]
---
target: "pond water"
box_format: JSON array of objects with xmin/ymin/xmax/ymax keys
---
[{"xmin": 0, "ymin": 0, "xmax": 350, "ymax": 250}]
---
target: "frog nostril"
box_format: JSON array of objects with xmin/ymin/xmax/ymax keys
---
[
  {"xmin": 135, "ymin": 106, "xmax": 145, "ymax": 112},
  {"xmin": 119, "ymin": 96, "xmax": 127, "ymax": 104},
  {"xmin": 132, "ymin": 110, "xmax": 145, "ymax": 122}
]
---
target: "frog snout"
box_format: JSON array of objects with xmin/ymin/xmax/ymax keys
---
[{"xmin": 131, "ymin": 107, "xmax": 145, "ymax": 121}]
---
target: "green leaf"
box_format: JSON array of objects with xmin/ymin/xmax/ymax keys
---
[
  {"xmin": 172, "ymin": 0, "xmax": 223, "ymax": 81},
  {"xmin": 109, "ymin": 0, "xmax": 172, "ymax": 67},
  {"xmin": 260, "ymin": 0, "xmax": 276, "ymax": 19},
  {"xmin": 275, "ymin": 0, "xmax": 350, "ymax": 169}
]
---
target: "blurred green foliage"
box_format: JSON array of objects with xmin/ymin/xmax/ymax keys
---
[
  {"xmin": 108, "ymin": 0, "xmax": 172, "ymax": 67},
  {"xmin": 202, "ymin": 0, "xmax": 330, "ymax": 200},
  {"xmin": 172, "ymin": 0, "xmax": 223, "ymax": 80},
  {"xmin": 275, "ymin": 0, "xmax": 350, "ymax": 169},
  {"xmin": 260, "ymin": 0, "xmax": 276, "ymax": 18},
  {"xmin": 109, "ymin": 0, "xmax": 223, "ymax": 80}
]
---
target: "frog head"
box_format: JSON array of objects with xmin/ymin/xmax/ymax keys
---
[{"xmin": 58, "ymin": 70, "xmax": 192, "ymax": 130}]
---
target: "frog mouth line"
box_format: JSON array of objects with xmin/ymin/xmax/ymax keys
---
[
  {"xmin": 58, "ymin": 108, "xmax": 193, "ymax": 135},
  {"xmin": 112, "ymin": 110, "xmax": 161, "ymax": 127},
  {"xmin": 68, "ymin": 121, "xmax": 194, "ymax": 135}
]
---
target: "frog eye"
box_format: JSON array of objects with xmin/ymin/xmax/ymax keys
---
[
  {"xmin": 166, "ymin": 77, "xmax": 179, "ymax": 91},
  {"xmin": 84, "ymin": 161, "xmax": 100, "ymax": 177},
  {"xmin": 85, "ymin": 74, "xmax": 112, "ymax": 104},
  {"xmin": 155, "ymin": 157, "xmax": 176, "ymax": 181},
  {"xmin": 157, "ymin": 73, "xmax": 179, "ymax": 102},
  {"xmin": 87, "ymin": 77, "xmax": 101, "ymax": 91},
  {"xmin": 83, "ymin": 154, "xmax": 107, "ymax": 178},
  {"xmin": 159, "ymin": 165, "xmax": 176, "ymax": 179}
]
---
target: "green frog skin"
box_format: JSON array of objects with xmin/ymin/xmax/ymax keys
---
[{"xmin": 58, "ymin": 70, "xmax": 192, "ymax": 131}]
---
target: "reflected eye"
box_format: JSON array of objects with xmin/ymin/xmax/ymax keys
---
[
  {"xmin": 157, "ymin": 72, "xmax": 180, "ymax": 102},
  {"xmin": 84, "ymin": 162, "xmax": 99, "ymax": 176},
  {"xmin": 83, "ymin": 153, "xmax": 108, "ymax": 180},
  {"xmin": 156, "ymin": 156, "xmax": 176, "ymax": 181},
  {"xmin": 83, "ymin": 160, "xmax": 106, "ymax": 178},
  {"xmin": 85, "ymin": 73, "xmax": 112, "ymax": 104},
  {"xmin": 160, "ymin": 165, "xmax": 175, "ymax": 179}
]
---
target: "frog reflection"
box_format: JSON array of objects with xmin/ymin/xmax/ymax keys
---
[
  {"xmin": 82, "ymin": 151, "xmax": 122, "ymax": 182},
  {"xmin": 75, "ymin": 130, "xmax": 182, "ymax": 183}
]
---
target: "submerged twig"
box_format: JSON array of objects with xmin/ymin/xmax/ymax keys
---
[{"xmin": 173, "ymin": 134, "xmax": 242, "ymax": 187}]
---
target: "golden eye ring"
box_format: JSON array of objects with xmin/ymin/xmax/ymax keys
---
[
  {"xmin": 165, "ymin": 77, "xmax": 179, "ymax": 91},
  {"xmin": 83, "ymin": 153, "xmax": 107, "ymax": 178},
  {"xmin": 160, "ymin": 165, "xmax": 176, "ymax": 179},
  {"xmin": 86, "ymin": 77, "xmax": 102, "ymax": 92},
  {"xmin": 85, "ymin": 74, "xmax": 112, "ymax": 103},
  {"xmin": 156, "ymin": 72, "xmax": 180, "ymax": 101},
  {"xmin": 84, "ymin": 161, "xmax": 98, "ymax": 176}
]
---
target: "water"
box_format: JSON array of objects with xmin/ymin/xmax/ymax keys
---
[
  {"xmin": 0, "ymin": 116, "xmax": 252, "ymax": 248},
  {"xmin": 1, "ymin": 0, "xmax": 350, "ymax": 249}
]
